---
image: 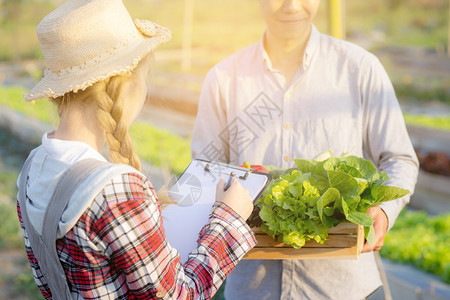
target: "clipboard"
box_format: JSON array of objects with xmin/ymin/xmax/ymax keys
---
[{"xmin": 161, "ymin": 159, "xmax": 272, "ymax": 262}]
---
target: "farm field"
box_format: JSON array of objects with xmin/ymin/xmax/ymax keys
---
[{"xmin": 0, "ymin": 0, "xmax": 449, "ymax": 299}]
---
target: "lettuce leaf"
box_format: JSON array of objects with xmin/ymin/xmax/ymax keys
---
[{"xmin": 257, "ymin": 154, "xmax": 410, "ymax": 248}]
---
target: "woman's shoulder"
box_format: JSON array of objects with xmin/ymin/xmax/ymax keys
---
[
  {"xmin": 69, "ymin": 169, "xmax": 160, "ymax": 253},
  {"xmin": 101, "ymin": 166, "xmax": 156, "ymax": 200},
  {"xmin": 79, "ymin": 168, "xmax": 158, "ymax": 224}
]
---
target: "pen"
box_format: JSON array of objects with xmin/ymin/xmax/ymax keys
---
[{"xmin": 224, "ymin": 172, "xmax": 236, "ymax": 191}]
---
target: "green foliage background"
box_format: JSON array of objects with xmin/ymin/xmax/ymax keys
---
[{"xmin": 381, "ymin": 210, "xmax": 450, "ymax": 284}]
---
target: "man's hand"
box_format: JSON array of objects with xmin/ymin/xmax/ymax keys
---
[{"xmin": 362, "ymin": 206, "xmax": 389, "ymax": 253}]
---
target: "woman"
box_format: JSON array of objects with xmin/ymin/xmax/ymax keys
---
[{"xmin": 17, "ymin": 0, "xmax": 256, "ymax": 299}]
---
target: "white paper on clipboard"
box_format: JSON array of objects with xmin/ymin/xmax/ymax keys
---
[{"xmin": 161, "ymin": 159, "xmax": 271, "ymax": 263}]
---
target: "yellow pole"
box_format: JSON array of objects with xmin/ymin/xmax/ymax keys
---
[
  {"xmin": 181, "ymin": 0, "xmax": 195, "ymax": 71},
  {"xmin": 328, "ymin": 0, "xmax": 345, "ymax": 39},
  {"xmin": 448, "ymin": 0, "xmax": 450, "ymax": 57}
]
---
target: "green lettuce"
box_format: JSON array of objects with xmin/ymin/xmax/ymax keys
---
[{"xmin": 257, "ymin": 155, "xmax": 409, "ymax": 248}]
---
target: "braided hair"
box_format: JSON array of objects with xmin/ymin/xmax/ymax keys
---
[{"xmin": 53, "ymin": 74, "xmax": 140, "ymax": 171}]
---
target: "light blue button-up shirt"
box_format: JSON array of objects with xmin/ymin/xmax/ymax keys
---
[{"xmin": 191, "ymin": 25, "xmax": 419, "ymax": 300}]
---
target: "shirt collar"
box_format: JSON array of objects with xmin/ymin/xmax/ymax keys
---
[
  {"xmin": 257, "ymin": 32, "xmax": 273, "ymax": 71},
  {"xmin": 258, "ymin": 24, "xmax": 320, "ymax": 72},
  {"xmin": 42, "ymin": 131, "xmax": 107, "ymax": 164},
  {"xmin": 303, "ymin": 24, "xmax": 320, "ymax": 68}
]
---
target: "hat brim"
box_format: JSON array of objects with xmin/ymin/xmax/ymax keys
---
[{"xmin": 24, "ymin": 20, "xmax": 171, "ymax": 102}]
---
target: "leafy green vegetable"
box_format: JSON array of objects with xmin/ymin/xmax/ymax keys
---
[{"xmin": 257, "ymin": 155, "xmax": 409, "ymax": 248}]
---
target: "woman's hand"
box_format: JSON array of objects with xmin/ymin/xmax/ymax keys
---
[{"xmin": 215, "ymin": 177, "xmax": 253, "ymax": 220}]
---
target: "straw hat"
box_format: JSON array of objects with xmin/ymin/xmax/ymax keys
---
[{"xmin": 23, "ymin": 0, "xmax": 171, "ymax": 101}]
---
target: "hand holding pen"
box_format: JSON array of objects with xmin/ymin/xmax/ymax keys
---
[
  {"xmin": 224, "ymin": 172, "xmax": 236, "ymax": 191},
  {"xmin": 216, "ymin": 173, "xmax": 253, "ymax": 220}
]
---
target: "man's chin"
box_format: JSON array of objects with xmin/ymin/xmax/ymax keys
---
[{"xmin": 271, "ymin": 24, "xmax": 311, "ymax": 41}]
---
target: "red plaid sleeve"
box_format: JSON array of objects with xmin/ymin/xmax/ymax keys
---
[{"xmin": 18, "ymin": 172, "xmax": 256, "ymax": 299}]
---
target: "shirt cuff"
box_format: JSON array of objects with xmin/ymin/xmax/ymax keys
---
[
  {"xmin": 379, "ymin": 194, "xmax": 410, "ymax": 231},
  {"xmin": 199, "ymin": 202, "xmax": 257, "ymax": 255}
]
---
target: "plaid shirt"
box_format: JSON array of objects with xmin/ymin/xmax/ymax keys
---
[{"xmin": 18, "ymin": 172, "xmax": 256, "ymax": 299}]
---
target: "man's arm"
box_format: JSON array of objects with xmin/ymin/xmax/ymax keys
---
[{"xmin": 361, "ymin": 54, "xmax": 419, "ymax": 250}]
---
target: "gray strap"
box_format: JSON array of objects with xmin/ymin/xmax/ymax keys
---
[
  {"xmin": 18, "ymin": 155, "xmax": 110, "ymax": 299},
  {"xmin": 42, "ymin": 158, "xmax": 110, "ymax": 261},
  {"xmin": 18, "ymin": 151, "xmax": 75, "ymax": 298}
]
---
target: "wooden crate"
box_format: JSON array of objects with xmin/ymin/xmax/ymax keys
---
[{"xmin": 243, "ymin": 222, "xmax": 364, "ymax": 260}]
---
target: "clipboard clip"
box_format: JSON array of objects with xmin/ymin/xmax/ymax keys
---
[{"xmin": 204, "ymin": 163, "xmax": 250, "ymax": 180}]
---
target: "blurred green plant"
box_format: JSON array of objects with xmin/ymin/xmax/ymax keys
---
[
  {"xmin": 381, "ymin": 209, "xmax": 450, "ymax": 284},
  {"xmin": 404, "ymin": 113, "xmax": 450, "ymax": 131},
  {"xmin": 0, "ymin": 0, "xmax": 55, "ymax": 61},
  {"xmin": 0, "ymin": 165, "xmax": 22, "ymax": 252},
  {"xmin": 130, "ymin": 121, "xmax": 191, "ymax": 175},
  {"xmin": 345, "ymin": 0, "xmax": 448, "ymax": 49},
  {"xmin": 0, "ymin": 85, "xmax": 58, "ymax": 125},
  {"xmin": 0, "ymin": 135, "xmax": 29, "ymax": 250},
  {"xmin": 0, "ymin": 161, "xmax": 19, "ymax": 200},
  {"xmin": 396, "ymin": 85, "xmax": 450, "ymax": 106},
  {"xmin": 0, "ymin": 202, "xmax": 24, "ymax": 249},
  {"xmin": 10, "ymin": 270, "xmax": 42, "ymax": 300}
]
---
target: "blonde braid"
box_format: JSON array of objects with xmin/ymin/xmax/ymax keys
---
[
  {"xmin": 97, "ymin": 75, "xmax": 172, "ymax": 205},
  {"xmin": 95, "ymin": 76, "xmax": 141, "ymax": 171},
  {"xmin": 54, "ymin": 76, "xmax": 141, "ymax": 171}
]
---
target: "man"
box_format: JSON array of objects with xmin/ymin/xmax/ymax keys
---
[{"xmin": 191, "ymin": 0, "xmax": 419, "ymax": 299}]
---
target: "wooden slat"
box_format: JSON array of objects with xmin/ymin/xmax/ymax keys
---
[
  {"xmin": 244, "ymin": 222, "xmax": 365, "ymax": 260},
  {"xmin": 327, "ymin": 222, "xmax": 359, "ymax": 234},
  {"xmin": 243, "ymin": 245, "xmax": 359, "ymax": 260},
  {"xmin": 254, "ymin": 234, "xmax": 358, "ymax": 248}
]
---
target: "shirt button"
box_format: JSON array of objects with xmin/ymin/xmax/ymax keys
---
[
  {"xmin": 285, "ymin": 91, "xmax": 291, "ymax": 99},
  {"xmin": 284, "ymin": 123, "xmax": 290, "ymax": 129},
  {"xmin": 156, "ymin": 290, "xmax": 165, "ymax": 298},
  {"xmin": 284, "ymin": 156, "xmax": 290, "ymax": 162}
]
